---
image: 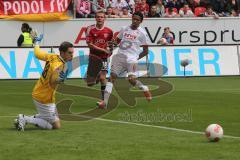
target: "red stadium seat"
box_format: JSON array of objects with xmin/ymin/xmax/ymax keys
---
[{"xmin": 194, "ymin": 7, "xmax": 206, "ymax": 16}]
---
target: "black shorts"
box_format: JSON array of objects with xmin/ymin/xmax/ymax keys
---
[{"xmin": 86, "ymin": 56, "xmax": 108, "ymax": 85}]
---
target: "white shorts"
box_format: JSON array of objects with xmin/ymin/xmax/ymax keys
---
[
  {"xmin": 33, "ymin": 99, "xmax": 59, "ymax": 124},
  {"xmin": 111, "ymin": 54, "xmax": 137, "ymax": 77}
]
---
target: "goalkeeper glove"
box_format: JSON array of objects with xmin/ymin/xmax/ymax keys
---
[
  {"xmin": 33, "ymin": 34, "xmax": 43, "ymax": 45},
  {"xmin": 58, "ymin": 69, "xmax": 69, "ymax": 82}
]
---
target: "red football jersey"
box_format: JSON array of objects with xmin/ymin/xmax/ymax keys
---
[{"xmin": 86, "ymin": 25, "xmax": 113, "ymax": 59}]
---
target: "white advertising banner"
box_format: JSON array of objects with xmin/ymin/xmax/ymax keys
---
[
  {"xmin": 0, "ymin": 45, "xmax": 239, "ymax": 79},
  {"xmin": 150, "ymin": 46, "xmax": 239, "ymax": 76},
  {"xmin": 0, "ymin": 18, "xmax": 240, "ymax": 46}
]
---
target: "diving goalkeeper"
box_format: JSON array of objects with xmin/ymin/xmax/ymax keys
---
[{"xmin": 14, "ymin": 35, "xmax": 74, "ymax": 131}]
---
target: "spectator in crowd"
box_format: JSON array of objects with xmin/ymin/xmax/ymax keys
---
[
  {"xmin": 106, "ymin": 6, "xmax": 120, "ymax": 17},
  {"xmin": 147, "ymin": 0, "xmax": 157, "ymax": 6},
  {"xmin": 120, "ymin": 7, "xmax": 132, "ymax": 17},
  {"xmin": 147, "ymin": 5, "xmax": 162, "ymax": 17},
  {"xmin": 210, "ymin": 0, "xmax": 227, "ymax": 15},
  {"xmin": 200, "ymin": 0, "xmax": 210, "ymax": 8},
  {"xmin": 225, "ymin": 0, "xmax": 238, "ymax": 14},
  {"xmin": 157, "ymin": 27, "xmax": 175, "ymax": 45},
  {"xmin": 125, "ymin": 0, "xmax": 135, "ymax": 13},
  {"xmin": 187, "ymin": 0, "xmax": 200, "ymax": 11},
  {"xmin": 156, "ymin": 0, "xmax": 165, "ymax": 16},
  {"xmin": 91, "ymin": 0, "xmax": 110, "ymax": 15},
  {"xmin": 164, "ymin": 7, "xmax": 179, "ymax": 17},
  {"xmin": 166, "ymin": 0, "xmax": 184, "ymax": 11},
  {"xmin": 179, "ymin": 0, "xmax": 188, "ymax": 7},
  {"xmin": 179, "ymin": 3, "xmax": 194, "ymax": 17},
  {"xmin": 76, "ymin": 0, "xmax": 93, "ymax": 18},
  {"xmin": 111, "ymin": 0, "xmax": 128, "ymax": 15},
  {"xmin": 135, "ymin": 0, "xmax": 150, "ymax": 16},
  {"xmin": 133, "ymin": 0, "xmax": 141, "ymax": 13},
  {"xmin": 204, "ymin": 5, "xmax": 219, "ymax": 18},
  {"xmin": 17, "ymin": 23, "xmax": 33, "ymax": 47},
  {"xmin": 72, "ymin": 0, "xmax": 239, "ymax": 18},
  {"xmin": 229, "ymin": 9, "xmax": 239, "ymax": 16}
]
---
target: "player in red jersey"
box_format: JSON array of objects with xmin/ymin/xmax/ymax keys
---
[{"xmin": 85, "ymin": 10, "xmax": 114, "ymax": 100}]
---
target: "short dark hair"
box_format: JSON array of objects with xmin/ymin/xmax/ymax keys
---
[
  {"xmin": 164, "ymin": 27, "xmax": 170, "ymax": 30},
  {"xmin": 59, "ymin": 41, "xmax": 73, "ymax": 52},
  {"xmin": 151, "ymin": 5, "xmax": 157, "ymax": 8},
  {"xmin": 206, "ymin": 5, "xmax": 212, "ymax": 10},
  {"xmin": 133, "ymin": 11, "xmax": 144, "ymax": 22},
  {"xmin": 22, "ymin": 23, "xmax": 32, "ymax": 33}
]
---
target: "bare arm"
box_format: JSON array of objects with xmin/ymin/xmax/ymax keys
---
[
  {"xmin": 87, "ymin": 42, "xmax": 110, "ymax": 54},
  {"xmin": 138, "ymin": 45, "xmax": 149, "ymax": 60}
]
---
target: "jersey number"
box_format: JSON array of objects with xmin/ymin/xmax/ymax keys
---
[{"xmin": 42, "ymin": 61, "xmax": 50, "ymax": 79}]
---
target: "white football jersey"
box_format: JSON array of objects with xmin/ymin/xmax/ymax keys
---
[{"xmin": 117, "ymin": 25, "xmax": 150, "ymax": 62}]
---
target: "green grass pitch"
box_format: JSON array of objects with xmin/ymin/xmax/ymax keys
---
[{"xmin": 0, "ymin": 77, "xmax": 240, "ymax": 160}]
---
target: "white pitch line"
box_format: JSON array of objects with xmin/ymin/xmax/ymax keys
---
[
  {"xmin": 94, "ymin": 117, "xmax": 240, "ymax": 139},
  {"xmin": 0, "ymin": 93, "xmax": 30, "ymax": 95},
  {"xmin": 1, "ymin": 115, "xmax": 240, "ymax": 139}
]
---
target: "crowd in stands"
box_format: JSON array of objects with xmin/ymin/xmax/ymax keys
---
[{"xmin": 75, "ymin": 0, "xmax": 240, "ymax": 18}]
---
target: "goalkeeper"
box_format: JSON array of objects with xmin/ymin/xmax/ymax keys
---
[{"xmin": 14, "ymin": 35, "xmax": 74, "ymax": 131}]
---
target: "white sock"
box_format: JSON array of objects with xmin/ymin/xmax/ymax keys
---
[
  {"xmin": 24, "ymin": 115, "xmax": 52, "ymax": 130},
  {"xmin": 104, "ymin": 82, "xmax": 113, "ymax": 105},
  {"xmin": 135, "ymin": 80, "xmax": 149, "ymax": 91}
]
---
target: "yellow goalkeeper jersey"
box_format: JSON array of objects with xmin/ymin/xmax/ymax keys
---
[{"xmin": 32, "ymin": 46, "xmax": 65, "ymax": 104}]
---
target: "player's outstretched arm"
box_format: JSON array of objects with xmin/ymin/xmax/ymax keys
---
[
  {"xmin": 33, "ymin": 34, "xmax": 49, "ymax": 61},
  {"xmin": 34, "ymin": 45, "xmax": 49, "ymax": 61},
  {"xmin": 138, "ymin": 45, "xmax": 149, "ymax": 60},
  {"xmin": 87, "ymin": 42, "xmax": 110, "ymax": 55}
]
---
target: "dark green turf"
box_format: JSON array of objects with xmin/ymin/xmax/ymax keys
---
[{"xmin": 0, "ymin": 77, "xmax": 240, "ymax": 160}]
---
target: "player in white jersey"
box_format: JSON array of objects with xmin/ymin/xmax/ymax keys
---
[{"xmin": 97, "ymin": 12, "xmax": 152, "ymax": 109}]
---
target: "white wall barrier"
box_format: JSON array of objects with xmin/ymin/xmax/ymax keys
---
[
  {"xmin": 0, "ymin": 45, "xmax": 239, "ymax": 79},
  {"xmin": 0, "ymin": 17, "xmax": 240, "ymax": 47}
]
